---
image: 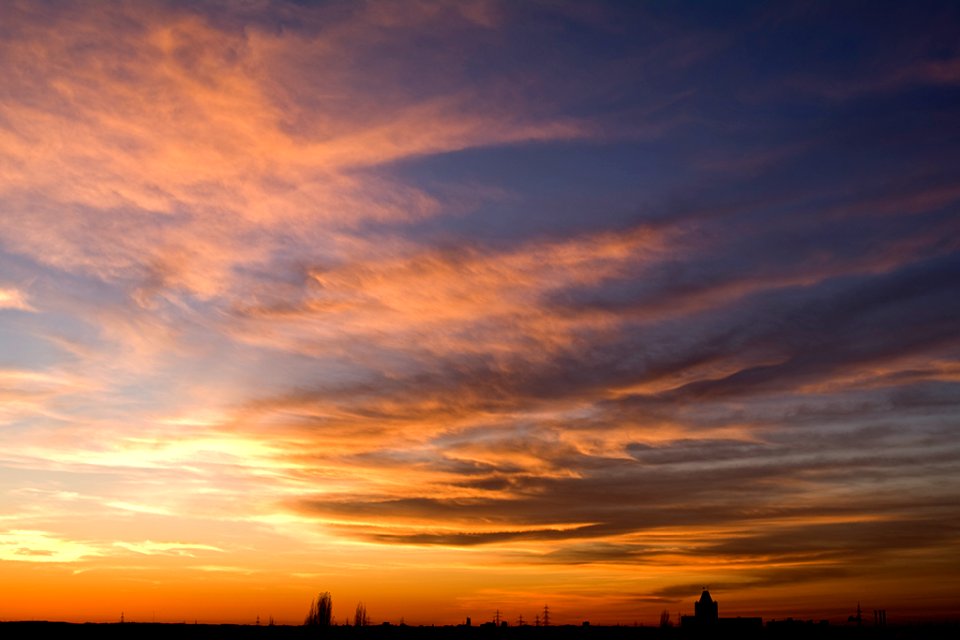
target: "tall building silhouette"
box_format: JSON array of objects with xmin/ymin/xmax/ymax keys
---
[
  {"xmin": 681, "ymin": 589, "xmax": 761, "ymax": 630},
  {"xmin": 694, "ymin": 589, "xmax": 718, "ymax": 624}
]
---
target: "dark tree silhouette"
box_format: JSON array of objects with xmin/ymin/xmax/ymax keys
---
[
  {"xmin": 659, "ymin": 609, "xmax": 672, "ymax": 628},
  {"xmin": 354, "ymin": 602, "xmax": 369, "ymax": 627},
  {"xmin": 305, "ymin": 592, "xmax": 333, "ymax": 627}
]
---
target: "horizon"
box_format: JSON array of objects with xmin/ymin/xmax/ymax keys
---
[{"xmin": 1, "ymin": 0, "xmax": 959, "ymax": 627}]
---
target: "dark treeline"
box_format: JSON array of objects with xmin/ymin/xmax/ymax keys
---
[{"xmin": 2, "ymin": 621, "xmax": 959, "ymax": 640}]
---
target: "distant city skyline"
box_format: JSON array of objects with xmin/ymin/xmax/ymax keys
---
[{"xmin": 1, "ymin": 0, "xmax": 958, "ymax": 625}]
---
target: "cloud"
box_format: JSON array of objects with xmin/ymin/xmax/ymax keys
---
[
  {"xmin": 0, "ymin": 287, "xmax": 34, "ymax": 311},
  {"xmin": 0, "ymin": 530, "xmax": 105, "ymax": 564},
  {"xmin": 113, "ymin": 540, "xmax": 225, "ymax": 557}
]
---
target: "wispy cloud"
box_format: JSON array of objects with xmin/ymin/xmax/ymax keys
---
[
  {"xmin": 0, "ymin": 287, "xmax": 34, "ymax": 311},
  {"xmin": 0, "ymin": 530, "xmax": 105, "ymax": 564}
]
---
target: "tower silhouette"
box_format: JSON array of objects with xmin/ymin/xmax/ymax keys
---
[{"xmin": 694, "ymin": 589, "xmax": 718, "ymax": 624}]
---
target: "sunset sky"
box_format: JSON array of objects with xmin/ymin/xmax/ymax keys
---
[{"xmin": 1, "ymin": 0, "xmax": 959, "ymax": 626}]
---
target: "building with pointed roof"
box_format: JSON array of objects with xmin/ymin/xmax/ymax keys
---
[
  {"xmin": 694, "ymin": 589, "xmax": 719, "ymax": 624},
  {"xmin": 681, "ymin": 589, "xmax": 762, "ymax": 631}
]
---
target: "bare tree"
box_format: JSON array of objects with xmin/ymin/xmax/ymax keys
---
[
  {"xmin": 659, "ymin": 609, "xmax": 672, "ymax": 628},
  {"xmin": 305, "ymin": 592, "xmax": 333, "ymax": 627},
  {"xmin": 354, "ymin": 602, "xmax": 369, "ymax": 627}
]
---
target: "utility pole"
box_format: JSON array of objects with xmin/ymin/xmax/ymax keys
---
[{"xmin": 543, "ymin": 605, "xmax": 550, "ymax": 627}]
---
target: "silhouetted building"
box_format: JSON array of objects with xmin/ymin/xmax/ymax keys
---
[
  {"xmin": 681, "ymin": 590, "xmax": 718, "ymax": 627},
  {"xmin": 767, "ymin": 618, "xmax": 830, "ymax": 629},
  {"xmin": 681, "ymin": 589, "xmax": 762, "ymax": 632},
  {"xmin": 695, "ymin": 590, "xmax": 718, "ymax": 624}
]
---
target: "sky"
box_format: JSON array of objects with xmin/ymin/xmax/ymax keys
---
[{"xmin": 1, "ymin": 0, "xmax": 959, "ymax": 626}]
